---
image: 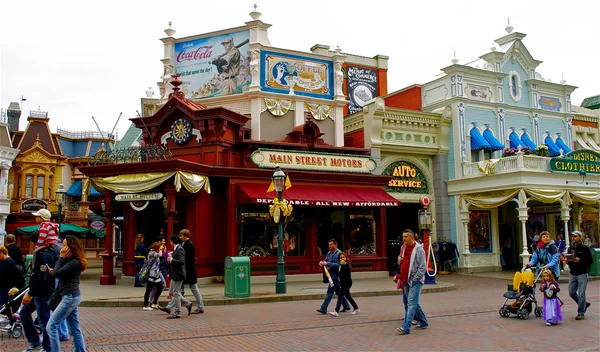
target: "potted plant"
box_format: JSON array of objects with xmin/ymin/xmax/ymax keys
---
[
  {"xmin": 521, "ymin": 147, "xmax": 533, "ymax": 155},
  {"xmin": 535, "ymin": 145, "xmax": 549, "ymax": 156},
  {"xmin": 502, "ymin": 148, "xmax": 518, "ymax": 157}
]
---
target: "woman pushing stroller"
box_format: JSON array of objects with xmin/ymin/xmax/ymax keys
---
[{"xmin": 526, "ymin": 231, "xmax": 560, "ymax": 280}]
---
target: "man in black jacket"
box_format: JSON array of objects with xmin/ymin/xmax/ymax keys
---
[
  {"xmin": 180, "ymin": 229, "xmax": 205, "ymax": 314},
  {"xmin": 160, "ymin": 234, "xmax": 192, "ymax": 319},
  {"xmin": 565, "ymin": 231, "xmax": 593, "ymax": 320},
  {"xmin": 5, "ymin": 234, "xmax": 23, "ymax": 268},
  {"xmin": 0, "ymin": 245, "xmax": 24, "ymax": 306}
]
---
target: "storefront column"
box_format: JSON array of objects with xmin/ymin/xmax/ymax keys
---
[
  {"xmin": 459, "ymin": 199, "xmax": 472, "ymax": 272},
  {"xmin": 164, "ymin": 184, "xmax": 177, "ymax": 250},
  {"xmin": 559, "ymin": 197, "xmax": 571, "ymax": 249},
  {"xmin": 100, "ymin": 192, "xmax": 116, "ymax": 285},
  {"xmin": 517, "ymin": 206, "xmax": 530, "ymax": 268}
]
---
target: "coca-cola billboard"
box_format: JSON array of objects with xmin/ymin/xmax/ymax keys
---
[{"xmin": 174, "ymin": 30, "xmax": 250, "ymax": 99}]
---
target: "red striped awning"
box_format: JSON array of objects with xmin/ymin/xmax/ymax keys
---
[{"xmin": 237, "ymin": 183, "xmax": 400, "ymax": 207}]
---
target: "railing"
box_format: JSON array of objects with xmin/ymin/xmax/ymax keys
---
[
  {"xmin": 30, "ymin": 110, "xmax": 48, "ymax": 118},
  {"xmin": 87, "ymin": 145, "xmax": 172, "ymax": 165},
  {"xmin": 57, "ymin": 128, "xmax": 114, "ymax": 140},
  {"xmin": 463, "ymin": 153, "xmax": 551, "ymax": 177}
]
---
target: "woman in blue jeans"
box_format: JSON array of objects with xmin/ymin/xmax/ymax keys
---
[{"xmin": 47, "ymin": 235, "xmax": 87, "ymax": 352}]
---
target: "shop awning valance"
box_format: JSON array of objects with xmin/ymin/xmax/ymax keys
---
[
  {"xmin": 482, "ymin": 130, "xmax": 504, "ymax": 151},
  {"xmin": 555, "ymin": 137, "xmax": 572, "ymax": 154},
  {"xmin": 470, "ymin": 128, "xmax": 491, "ymax": 150},
  {"xmin": 237, "ymin": 183, "xmax": 400, "ymax": 207},
  {"xmin": 91, "ymin": 171, "xmax": 211, "ymax": 194},
  {"xmin": 520, "ymin": 133, "xmax": 537, "ymax": 150},
  {"xmin": 460, "ymin": 188, "xmax": 599, "ymax": 209},
  {"xmin": 545, "ymin": 136, "xmax": 561, "ymax": 156},
  {"xmin": 509, "ymin": 132, "xmax": 524, "ymax": 149},
  {"xmin": 66, "ymin": 180, "xmax": 102, "ymax": 197},
  {"xmin": 15, "ymin": 223, "xmax": 105, "ymax": 238}
]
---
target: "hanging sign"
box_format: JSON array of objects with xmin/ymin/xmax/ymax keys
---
[
  {"xmin": 549, "ymin": 150, "xmax": 600, "ymax": 175},
  {"xmin": 115, "ymin": 193, "xmax": 163, "ymax": 202},
  {"xmin": 21, "ymin": 198, "xmax": 48, "ymax": 212},
  {"xmin": 130, "ymin": 201, "xmax": 150, "ymax": 212},
  {"xmin": 250, "ymin": 148, "xmax": 376, "ymax": 173},
  {"xmin": 383, "ymin": 161, "xmax": 429, "ymax": 194},
  {"xmin": 346, "ymin": 65, "xmax": 378, "ymax": 113}
]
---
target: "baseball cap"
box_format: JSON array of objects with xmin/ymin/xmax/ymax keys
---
[
  {"xmin": 32, "ymin": 209, "xmax": 52, "ymax": 220},
  {"xmin": 221, "ymin": 36, "xmax": 233, "ymax": 44},
  {"xmin": 570, "ymin": 231, "xmax": 582, "ymax": 237}
]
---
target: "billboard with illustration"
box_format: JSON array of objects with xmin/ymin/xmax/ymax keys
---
[
  {"xmin": 174, "ymin": 30, "xmax": 250, "ymax": 99},
  {"xmin": 346, "ymin": 65, "xmax": 378, "ymax": 113},
  {"xmin": 260, "ymin": 50, "xmax": 333, "ymax": 99}
]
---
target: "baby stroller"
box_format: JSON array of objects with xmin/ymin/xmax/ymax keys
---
[
  {"xmin": 498, "ymin": 268, "xmax": 543, "ymax": 320},
  {"xmin": 0, "ymin": 287, "xmax": 28, "ymax": 339}
]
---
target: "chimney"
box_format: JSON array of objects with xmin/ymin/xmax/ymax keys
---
[{"xmin": 6, "ymin": 102, "xmax": 21, "ymax": 132}]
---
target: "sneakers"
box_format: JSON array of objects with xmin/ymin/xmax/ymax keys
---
[
  {"xmin": 585, "ymin": 302, "xmax": 591, "ymax": 312},
  {"xmin": 340, "ymin": 308, "xmax": 350, "ymax": 313},
  {"xmin": 545, "ymin": 322, "xmax": 552, "ymax": 326},
  {"xmin": 191, "ymin": 308, "xmax": 205, "ymax": 314},
  {"xmin": 397, "ymin": 327, "xmax": 409, "ymax": 335},
  {"xmin": 22, "ymin": 343, "xmax": 43, "ymax": 352},
  {"xmin": 143, "ymin": 306, "xmax": 153, "ymax": 311},
  {"xmin": 316, "ymin": 309, "xmax": 327, "ymax": 314},
  {"xmin": 416, "ymin": 323, "xmax": 428, "ymax": 329},
  {"xmin": 166, "ymin": 314, "xmax": 180, "ymax": 319},
  {"xmin": 157, "ymin": 306, "xmax": 171, "ymax": 314},
  {"xmin": 575, "ymin": 315, "xmax": 585, "ymax": 320},
  {"xmin": 150, "ymin": 304, "xmax": 160, "ymax": 309},
  {"xmin": 351, "ymin": 309, "xmax": 360, "ymax": 315},
  {"xmin": 329, "ymin": 311, "xmax": 339, "ymax": 317}
]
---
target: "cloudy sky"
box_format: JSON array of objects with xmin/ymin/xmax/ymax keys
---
[{"xmin": 0, "ymin": 0, "xmax": 597, "ymax": 139}]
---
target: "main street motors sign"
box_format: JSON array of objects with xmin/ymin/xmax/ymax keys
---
[
  {"xmin": 250, "ymin": 149, "xmax": 376, "ymax": 174},
  {"xmin": 115, "ymin": 192, "xmax": 163, "ymax": 202},
  {"xmin": 549, "ymin": 150, "xmax": 600, "ymax": 175}
]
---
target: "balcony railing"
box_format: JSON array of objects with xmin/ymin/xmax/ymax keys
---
[
  {"xmin": 88, "ymin": 145, "xmax": 172, "ymax": 165},
  {"xmin": 463, "ymin": 153, "xmax": 550, "ymax": 177}
]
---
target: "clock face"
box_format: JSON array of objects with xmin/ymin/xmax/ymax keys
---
[{"xmin": 171, "ymin": 118, "xmax": 192, "ymax": 145}]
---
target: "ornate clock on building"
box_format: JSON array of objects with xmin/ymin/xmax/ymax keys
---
[{"xmin": 170, "ymin": 118, "xmax": 192, "ymax": 145}]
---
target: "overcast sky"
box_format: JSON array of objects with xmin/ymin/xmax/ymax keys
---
[{"xmin": 1, "ymin": 0, "xmax": 597, "ymax": 139}]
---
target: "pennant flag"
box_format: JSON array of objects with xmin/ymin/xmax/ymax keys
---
[
  {"xmin": 285, "ymin": 175, "xmax": 292, "ymax": 190},
  {"xmin": 267, "ymin": 181, "xmax": 275, "ymax": 193}
]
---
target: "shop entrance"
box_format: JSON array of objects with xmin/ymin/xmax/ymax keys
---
[{"xmin": 386, "ymin": 203, "xmax": 420, "ymax": 274}]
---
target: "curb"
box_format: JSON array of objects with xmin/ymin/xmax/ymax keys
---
[{"xmin": 79, "ymin": 282, "xmax": 455, "ymax": 307}]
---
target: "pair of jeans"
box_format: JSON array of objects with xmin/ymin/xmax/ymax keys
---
[
  {"xmin": 166, "ymin": 279, "xmax": 190, "ymax": 315},
  {"xmin": 320, "ymin": 277, "xmax": 350, "ymax": 311},
  {"xmin": 568, "ymin": 273, "xmax": 589, "ymax": 315},
  {"xmin": 401, "ymin": 281, "xmax": 428, "ymax": 333},
  {"xmin": 144, "ymin": 281, "xmax": 163, "ymax": 307},
  {"xmin": 335, "ymin": 283, "xmax": 358, "ymax": 312},
  {"xmin": 20, "ymin": 296, "xmax": 51, "ymax": 351},
  {"xmin": 47, "ymin": 294, "xmax": 85, "ymax": 352},
  {"xmin": 55, "ymin": 278, "xmax": 69, "ymax": 341},
  {"xmin": 187, "ymin": 283, "xmax": 204, "ymax": 309}
]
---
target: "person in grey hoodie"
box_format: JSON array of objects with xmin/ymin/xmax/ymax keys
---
[{"xmin": 397, "ymin": 229, "xmax": 429, "ymax": 335}]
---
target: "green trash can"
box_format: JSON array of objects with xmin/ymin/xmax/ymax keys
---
[
  {"xmin": 224, "ymin": 256, "xmax": 251, "ymax": 298},
  {"xmin": 590, "ymin": 248, "xmax": 600, "ymax": 276}
]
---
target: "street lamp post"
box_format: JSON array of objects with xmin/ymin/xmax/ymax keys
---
[
  {"xmin": 418, "ymin": 196, "xmax": 436, "ymax": 284},
  {"xmin": 55, "ymin": 183, "xmax": 67, "ymax": 237},
  {"xmin": 272, "ymin": 166, "xmax": 287, "ymax": 294}
]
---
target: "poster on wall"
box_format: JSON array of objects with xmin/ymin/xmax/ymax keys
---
[
  {"xmin": 174, "ymin": 30, "xmax": 251, "ymax": 99},
  {"xmin": 346, "ymin": 65, "xmax": 378, "ymax": 113},
  {"xmin": 261, "ymin": 50, "xmax": 333, "ymax": 99}
]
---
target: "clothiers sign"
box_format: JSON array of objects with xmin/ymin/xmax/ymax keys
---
[
  {"xmin": 382, "ymin": 161, "xmax": 429, "ymax": 194},
  {"xmin": 549, "ymin": 150, "xmax": 600, "ymax": 175},
  {"xmin": 250, "ymin": 149, "xmax": 376, "ymax": 174}
]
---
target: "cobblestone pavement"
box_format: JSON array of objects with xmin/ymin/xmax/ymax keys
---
[{"xmin": 2, "ymin": 275, "xmax": 598, "ymax": 351}]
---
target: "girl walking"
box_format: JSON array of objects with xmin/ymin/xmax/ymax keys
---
[
  {"xmin": 329, "ymin": 252, "xmax": 359, "ymax": 317},
  {"xmin": 47, "ymin": 235, "xmax": 87, "ymax": 352},
  {"xmin": 143, "ymin": 242, "xmax": 164, "ymax": 310},
  {"xmin": 539, "ymin": 269, "xmax": 562, "ymax": 326}
]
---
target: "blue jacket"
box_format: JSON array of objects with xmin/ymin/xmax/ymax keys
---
[
  {"xmin": 324, "ymin": 248, "xmax": 342, "ymax": 279},
  {"xmin": 529, "ymin": 240, "xmax": 560, "ymax": 279}
]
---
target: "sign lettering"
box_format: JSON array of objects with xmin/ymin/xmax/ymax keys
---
[
  {"xmin": 255, "ymin": 198, "xmax": 398, "ymax": 207},
  {"xmin": 251, "ymin": 149, "xmax": 376, "ymax": 174},
  {"xmin": 549, "ymin": 150, "xmax": 600, "ymax": 175},
  {"xmin": 21, "ymin": 198, "xmax": 48, "ymax": 212},
  {"xmin": 115, "ymin": 193, "xmax": 163, "ymax": 202},
  {"xmin": 383, "ymin": 161, "xmax": 429, "ymax": 194}
]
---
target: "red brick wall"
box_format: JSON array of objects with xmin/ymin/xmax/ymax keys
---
[{"xmin": 385, "ymin": 86, "xmax": 422, "ymax": 111}]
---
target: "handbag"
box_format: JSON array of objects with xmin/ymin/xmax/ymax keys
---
[
  {"xmin": 47, "ymin": 289, "xmax": 62, "ymax": 311},
  {"xmin": 137, "ymin": 266, "xmax": 149, "ymax": 284}
]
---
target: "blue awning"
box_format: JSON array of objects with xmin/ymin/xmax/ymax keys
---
[
  {"xmin": 555, "ymin": 137, "xmax": 572, "ymax": 154},
  {"xmin": 509, "ymin": 132, "xmax": 524, "ymax": 149},
  {"xmin": 470, "ymin": 128, "xmax": 491, "ymax": 150},
  {"xmin": 520, "ymin": 133, "xmax": 537, "ymax": 150},
  {"xmin": 482, "ymin": 130, "xmax": 504, "ymax": 151},
  {"xmin": 545, "ymin": 136, "xmax": 561, "ymax": 156},
  {"xmin": 66, "ymin": 180, "xmax": 102, "ymax": 197}
]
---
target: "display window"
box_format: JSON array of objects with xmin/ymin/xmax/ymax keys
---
[
  {"xmin": 317, "ymin": 208, "xmax": 377, "ymax": 256},
  {"xmin": 237, "ymin": 205, "xmax": 305, "ymax": 257},
  {"xmin": 468, "ymin": 211, "xmax": 492, "ymax": 252}
]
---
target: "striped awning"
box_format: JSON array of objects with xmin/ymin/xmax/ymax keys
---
[{"xmin": 555, "ymin": 137, "xmax": 572, "ymax": 154}]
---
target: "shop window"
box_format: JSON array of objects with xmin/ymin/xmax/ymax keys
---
[
  {"xmin": 237, "ymin": 205, "xmax": 305, "ymax": 257},
  {"xmin": 581, "ymin": 213, "xmax": 598, "ymax": 247},
  {"xmin": 468, "ymin": 211, "xmax": 492, "ymax": 252},
  {"xmin": 317, "ymin": 208, "xmax": 377, "ymax": 256},
  {"xmin": 37, "ymin": 176, "xmax": 44, "ymax": 198},
  {"xmin": 26, "ymin": 175, "xmax": 33, "ymax": 198},
  {"xmin": 508, "ymin": 70, "xmax": 522, "ymax": 102},
  {"xmin": 48, "ymin": 176, "xmax": 53, "ymax": 197}
]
